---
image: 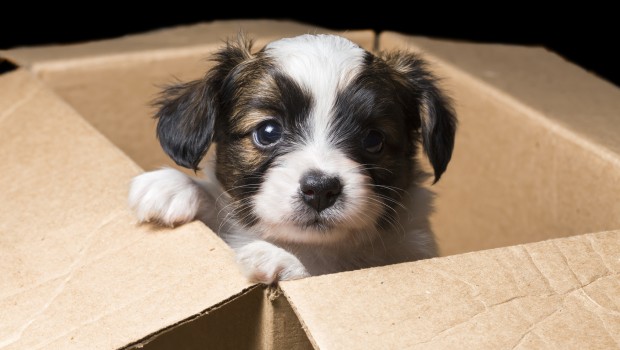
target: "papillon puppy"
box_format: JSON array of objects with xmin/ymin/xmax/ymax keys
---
[{"xmin": 129, "ymin": 33, "xmax": 457, "ymax": 284}]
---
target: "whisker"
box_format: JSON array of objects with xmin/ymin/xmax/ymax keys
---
[
  {"xmin": 217, "ymin": 199, "xmax": 254, "ymax": 232},
  {"xmin": 350, "ymin": 197, "xmax": 407, "ymax": 238},
  {"xmin": 369, "ymin": 184, "xmax": 407, "ymax": 195},
  {"xmin": 214, "ymin": 184, "xmax": 261, "ymax": 206},
  {"xmin": 349, "ymin": 195, "xmax": 400, "ymax": 216},
  {"xmin": 368, "ymin": 193, "xmax": 408, "ymax": 211},
  {"xmin": 341, "ymin": 163, "xmax": 394, "ymax": 174}
]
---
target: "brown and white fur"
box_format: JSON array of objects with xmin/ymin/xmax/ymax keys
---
[{"xmin": 129, "ymin": 34, "xmax": 457, "ymax": 284}]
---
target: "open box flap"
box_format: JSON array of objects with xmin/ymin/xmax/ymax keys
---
[
  {"xmin": 0, "ymin": 20, "xmax": 375, "ymax": 74},
  {"xmin": 281, "ymin": 230, "xmax": 620, "ymax": 349},
  {"xmin": 0, "ymin": 70, "xmax": 252, "ymax": 349}
]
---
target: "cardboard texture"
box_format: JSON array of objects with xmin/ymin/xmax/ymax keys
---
[
  {"xmin": 281, "ymin": 230, "xmax": 620, "ymax": 349},
  {"xmin": 1, "ymin": 20, "xmax": 619, "ymax": 349},
  {"xmin": 0, "ymin": 69, "xmax": 252, "ymax": 349}
]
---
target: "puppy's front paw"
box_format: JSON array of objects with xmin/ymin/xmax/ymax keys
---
[
  {"xmin": 236, "ymin": 241, "xmax": 310, "ymax": 284},
  {"xmin": 128, "ymin": 168, "xmax": 203, "ymax": 226}
]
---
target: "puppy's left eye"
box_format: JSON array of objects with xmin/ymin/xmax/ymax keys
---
[
  {"xmin": 362, "ymin": 129, "xmax": 384, "ymax": 153},
  {"xmin": 253, "ymin": 120, "xmax": 283, "ymax": 147}
]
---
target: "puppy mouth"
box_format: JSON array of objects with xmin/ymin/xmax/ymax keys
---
[
  {"xmin": 290, "ymin": 204, "xmax": 343, "ymax": 232},
  {"xmin": 298, "ymin": 217, "xmax": 334, "ymax": 231}
]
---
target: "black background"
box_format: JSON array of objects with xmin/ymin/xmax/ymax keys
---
[{"xmin": 1, "ymin": 7, "xmax": 618, "ymax": 87}]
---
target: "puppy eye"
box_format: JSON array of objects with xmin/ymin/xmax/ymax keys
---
[
  {"xmin": 253, "ymin": 120, "xmax": 283, "ymax": 147},
  {"xmin": 362, "ymin": 130, "xmax": 384, "ymax": 153}
]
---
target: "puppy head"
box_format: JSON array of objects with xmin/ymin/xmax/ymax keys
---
[{"xmin": 155, "ymin": 34, "xmax": 456, "ymax": 245}]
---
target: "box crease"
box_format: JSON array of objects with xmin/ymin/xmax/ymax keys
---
[{"xmin": 278, "ymin": 286, "xmax": 321, "ymax": 350}]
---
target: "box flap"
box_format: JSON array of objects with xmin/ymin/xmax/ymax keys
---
[
  {"xmin": 0, "ymin": 20, "xmax": 375, "ymax": 73},
  {"xmin": 281, "ymin": 230, "xmax": 620, "ymax": 349},
  {"xmin": 0, "ymin": 70, "xmax": 251, "ymax": 349},
  {"xmin": 378, "ymin": 32, "xmax": 620, "ymax": 255}
]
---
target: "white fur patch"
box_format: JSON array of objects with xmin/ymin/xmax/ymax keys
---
[
  {"xmin": 265, "ymin": 34, "xmax": 366, "ymax": 146},
  {"xmin": 128, "ymin": 168, "xmax": 203, "ymax": 226},
  {"xmin": 256, "ymin": 35, "xmax": 382, "ymax": 245},
  {"xmin": 252, "ymin": 144, "xmax": 384, "ymax": 245},
  {"xmin": 235, "ymin": 240, "xmax": 309, "ymax": 284}
]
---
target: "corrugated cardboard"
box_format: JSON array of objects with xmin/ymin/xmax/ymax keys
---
[
  {"xmin": 281, "ymin": 230, "xmax": 620, "ymax": 349},
  {"xmin": 1, "ymin": 21, "xmax": 618, "ymax": 349},
  {"xmin": 0, "ymin": 69, "xmax": 252, "ymax": 349}
]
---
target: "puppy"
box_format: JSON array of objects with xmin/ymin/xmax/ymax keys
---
[{"xmin": 129, "ymin": 33, "xmax": 457, "ymax": 284}]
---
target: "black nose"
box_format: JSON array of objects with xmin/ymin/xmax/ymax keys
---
[{"xmin": 299, "ymin": 170, "xmax": 342, "ymax": 213}]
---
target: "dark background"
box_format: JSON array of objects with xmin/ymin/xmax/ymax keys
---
[{"xmin": 1, "ymin": 8, "xmax": 618, "ymax": 87}]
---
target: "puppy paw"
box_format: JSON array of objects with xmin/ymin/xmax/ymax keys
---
[
  {"xmin": 128, "ymin": 168, "xmax": 203, "ymax": 226},
  {"xmin": 236, "ymin": 241, "xmax": 310, "ymax": 284}
]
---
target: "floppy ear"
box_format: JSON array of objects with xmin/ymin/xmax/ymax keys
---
[
  {"xmin": 381, "ymin": 51, "xmax": 457, "ymax": 183},
  {"xmin": 154, "ymin": 35, "xmax": 254, "ymax": 170}
]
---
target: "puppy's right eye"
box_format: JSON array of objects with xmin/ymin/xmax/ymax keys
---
[
  {"xmin": 362, "ymin": 129, "xmax": 384, "ymax": 154},
  {"xmin": 253, "ymin": 120, "xmax": 283, "ymax": 147}
]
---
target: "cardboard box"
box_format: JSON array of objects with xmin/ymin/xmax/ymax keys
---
[{"xmin": 1, "ymin": 20, "xmax": 618, "ymax": 349}]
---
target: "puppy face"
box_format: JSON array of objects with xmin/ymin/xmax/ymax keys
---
[{"xmin": 155, "ymin": 34, "xmax": 456, "ymax": 246}]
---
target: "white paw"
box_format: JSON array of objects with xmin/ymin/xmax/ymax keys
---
[
  {"xmin": 128, "ymin": 168, "xmax": 203, "ymax": 226},
  {"xmin": 236, "ymin": 241, "xmax": 310, "ymax": 284}
]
